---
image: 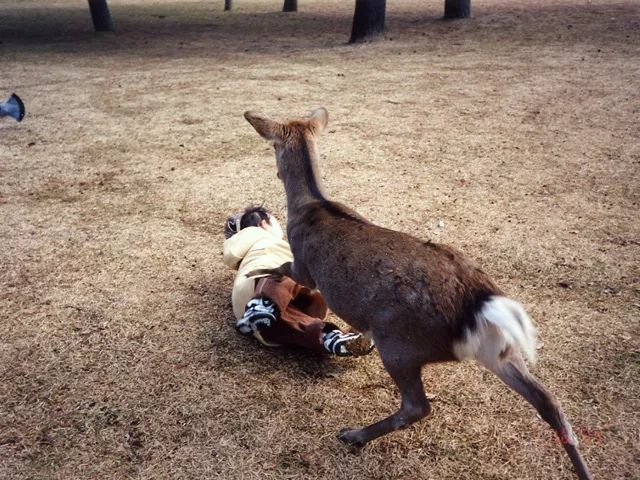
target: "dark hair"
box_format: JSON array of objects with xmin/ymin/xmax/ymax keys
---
[
  {"xmin": 240, "ymin": 205, "xmax": 271, "ymax": 230},
  {"xmin": 224, "ymin": 205, "xmax": 272, "ymax": 238}
]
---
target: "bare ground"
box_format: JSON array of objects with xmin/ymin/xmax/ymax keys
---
[{"xmin": 1, "ymin": 1, "xmax": 639, "ymax": 479}]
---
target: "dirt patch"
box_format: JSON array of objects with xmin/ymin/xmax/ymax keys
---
[{"xmin": 1, "ymin": 1, "xmax": 639, "ymax": 479}]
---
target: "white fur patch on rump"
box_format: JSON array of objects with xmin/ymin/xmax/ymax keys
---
[{"xmin": 453, "ymin": 296, "xmax": 538, "ymax": 364}]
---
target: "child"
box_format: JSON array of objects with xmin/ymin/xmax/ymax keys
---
[{"xmin": 223, "ymin": 205, "xmax": 373, "ymax": 356}]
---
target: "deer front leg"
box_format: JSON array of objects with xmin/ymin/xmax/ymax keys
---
[
  {"xmin": 337, "ymin": 356, "xmax": 430, "ymax": 448},
  {"xmin": 246, "ymin": 261, "xmax": 316, "ymax": 290}
]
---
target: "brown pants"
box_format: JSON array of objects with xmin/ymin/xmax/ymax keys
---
[{"xmin": 254, "ymin": 276, "xmax": 337, "ymax": 353}]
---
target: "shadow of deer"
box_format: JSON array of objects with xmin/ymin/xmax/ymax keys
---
[{"xmin": 243, "ymin": 107, "xmax": 592, "ymax": 480}]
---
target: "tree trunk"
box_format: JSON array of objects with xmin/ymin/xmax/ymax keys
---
[
  {"xmin": 283, "ymin": 0, "xmax": 297, "ymax": 12},
  {"xmin": 444, "ymin": 0, "xmax": 471, "ymax": 19},
  {"xmin": 87, "ymin": 0, "xmax": 114, "ymax": 31},
  {"xmin": 224, "ymin": 0, "xmax": 233, "ymax": 11},
  {"xmin": 350, "ymin": 0, "xmax": 386, "ymax": 43}
]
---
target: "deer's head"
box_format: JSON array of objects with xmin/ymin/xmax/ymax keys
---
[{"xmin": 244, "ymin": 108, "xmax": 328, "ymax": 183}]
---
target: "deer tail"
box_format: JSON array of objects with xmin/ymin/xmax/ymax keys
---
[{"xmin": 453, "ymin": 296, "xmax": 538, "ymax": 365}]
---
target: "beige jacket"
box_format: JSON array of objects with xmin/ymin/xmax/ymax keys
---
[{"xmin": 223, "ymin": 227, "xmax": 294, "ymax": 319}]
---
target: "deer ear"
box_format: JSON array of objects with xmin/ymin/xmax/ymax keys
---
[
  {"xmin": 308, "ymin": 107, "xmax": 328, "ymax": 136},
  {"xmin": 244, "ymin": 111, "xmax": 282, "ymax": 142}
]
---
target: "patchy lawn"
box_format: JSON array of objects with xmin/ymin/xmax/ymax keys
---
[{"xmin": 1, "ymin": 1, "xmax": 638, "ymax": 478}]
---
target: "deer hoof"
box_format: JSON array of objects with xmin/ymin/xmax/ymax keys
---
[{"xmin": 337, "ymin": 428, "xmax": 365, "ymax": 451}]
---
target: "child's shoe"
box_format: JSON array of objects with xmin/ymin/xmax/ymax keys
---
[
  {"xmin": 322, "ymin": 330, "xmax": 375, "ymax": 357},
  {"xmin": 236, "ymin": 297, "xmax": 277, "ymax": 335}
]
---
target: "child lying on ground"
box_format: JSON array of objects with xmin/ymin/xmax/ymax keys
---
[{"xmin": 223, "ymin": 205, "xmax": 374, "ymax": 356}]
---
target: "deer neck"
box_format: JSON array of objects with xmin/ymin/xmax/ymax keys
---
[{"xmin": 283, "ymin": 134, "xmax": 327, "ymax": 216}]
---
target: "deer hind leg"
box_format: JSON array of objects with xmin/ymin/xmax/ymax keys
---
[
  {"xmin": 479, "ymin": 349, "xmax": 593, "ymax": 480},
  {"xmin": 337, "ymin": 354, "xmax": 430, "ymax": 448}
]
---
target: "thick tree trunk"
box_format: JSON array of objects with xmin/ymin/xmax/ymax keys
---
[
  {"xmin": 224, "ymin": 0, "xmax": 233, "ymax": 11},
  {"xmin": 349, "ymin": 0, "xmax": 386, "ymax": 43},
  {"xmin": 87, "ymin": 0, "xmax": 114, "ymax": 31},
  {"xmin": 283, "ymin": 0, "xmax": 297, "ymax": 12},
  {"xmin": 444, "ymin": 0, "xmax": 471, "ymax": 19}
]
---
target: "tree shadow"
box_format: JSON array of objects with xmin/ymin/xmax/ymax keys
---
[
  {"xmin": 0, "ymin": 1, "xmax": 636, "ymax": 59},
  {"xmin": 0, "ymin": 3, "xmax": 352, "ymax": 57}
]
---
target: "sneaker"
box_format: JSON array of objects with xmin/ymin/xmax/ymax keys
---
[
  {"xmin": 322, "ymin": 330, "xmax": 375, "ymax": 357},
  {"xmin": 236, "ymin": 297, "xmax": 277, "ymax": 335}
]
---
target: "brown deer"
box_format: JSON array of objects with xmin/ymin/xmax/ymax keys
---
[{"xmin": 243, "ymin": 108, "xmax": 592, "ymax": 480}]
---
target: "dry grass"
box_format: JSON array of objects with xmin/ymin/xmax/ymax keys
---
[{"xmin": 1, "ymin": 0, "xmax": 639, "ymax": 478}]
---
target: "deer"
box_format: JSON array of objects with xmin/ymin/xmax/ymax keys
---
[{"xmin": 243, "ymin": 107, "xmax": 592, "ymax": 480}]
